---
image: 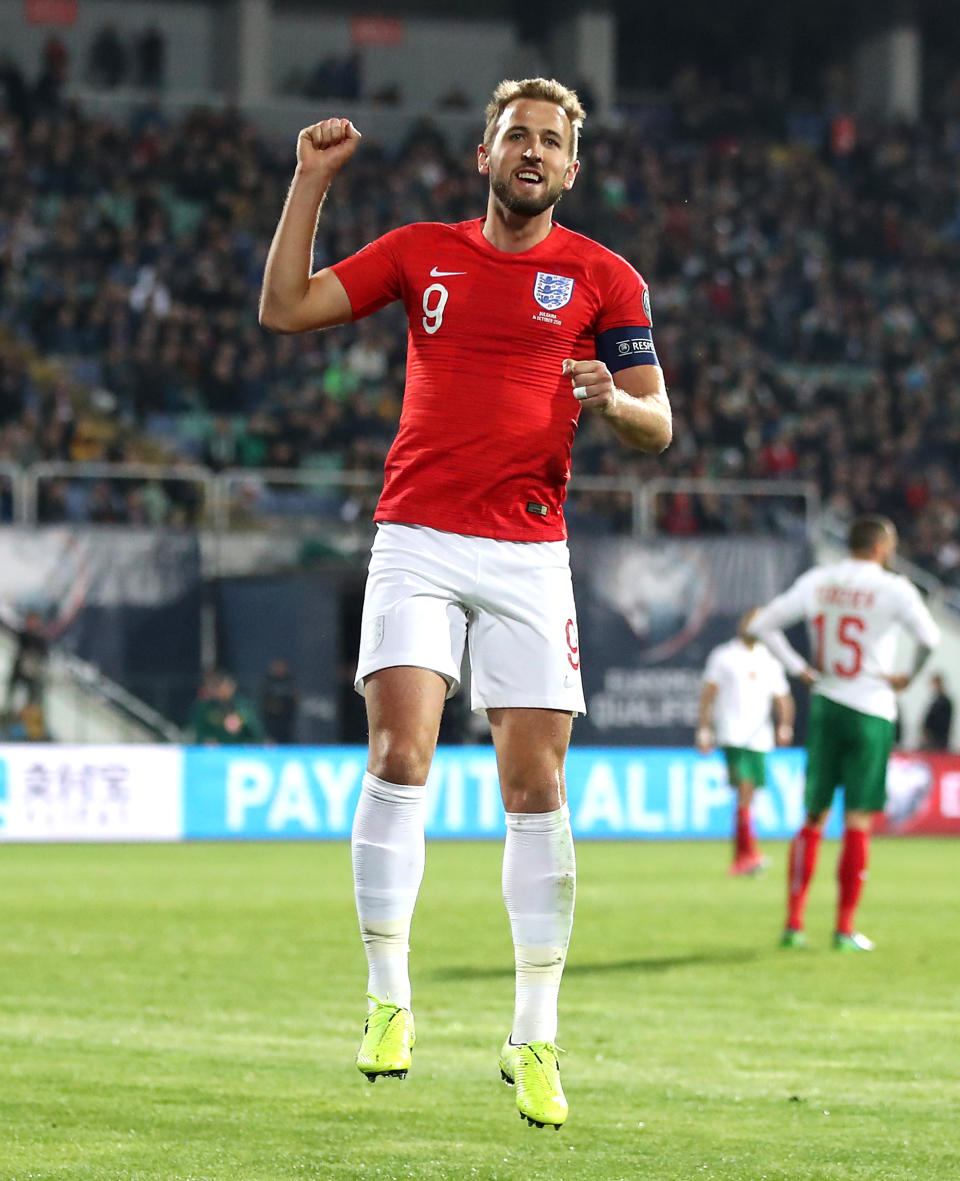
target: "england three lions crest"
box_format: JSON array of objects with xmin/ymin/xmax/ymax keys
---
[{"xmin": 534, "ymin": 272, "xmax": 575, "ymax": 311}]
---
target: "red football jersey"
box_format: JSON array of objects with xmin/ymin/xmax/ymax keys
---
[{"xmin": 332, "ymin": 218, "xmax": 654, "ymax": 541}]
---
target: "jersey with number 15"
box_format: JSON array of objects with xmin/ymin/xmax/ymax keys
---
[
  {"xmin": 750, "ymin": 558, "xmax": 940, "ymax": 721},
  {"xmin": 331, "ymin": 218, "xmax": 658, "ymax": 542}
]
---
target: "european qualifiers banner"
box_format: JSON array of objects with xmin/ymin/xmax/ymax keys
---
[
  {"xmin": 879, "ymin": 753, "xmax": 960, "ymax": 835},
  {"xmin": 569, "ymin": 536, "xmax": 812, "ymax": 746}
]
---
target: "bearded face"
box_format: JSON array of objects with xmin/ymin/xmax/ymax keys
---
[
  {"xmin": 490, "ymin": 168, "xmax": 567, "ymax": 218},
  {"xmin": 480, "ymin": 98, "xmax": 578, "ymax": 221}
]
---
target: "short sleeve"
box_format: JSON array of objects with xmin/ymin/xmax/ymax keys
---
[
  {"xmin": 749, "ymin": 574, "xmax": 817, "ymax": 677},
  {"xmin": 895, "ymin": 579, "xmax": 941, "ymax": 648},
  {"xmin": 594, "ymin": 253, "xmax": 652, "ymax": 334},
  {"xmin": 752, "ymin": 571, "xmax": 816, "ymax": 633},
  {"xmin": 331, "ymin": 226, "xmax": 409, "ymax": 320},
  {"xmin": 593, "ymin": 254, "xmax": 659, "ymax": 372},
  {"xmin": 702, "ymin": 647, "xmax": 722, "ymax": 684},
  {"xmin": 769, "ymin": 656, "xmax": 790, "ymax": 695}
]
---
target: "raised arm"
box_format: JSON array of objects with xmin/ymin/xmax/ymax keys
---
[{"xmin": 259, "ymin": 118, "xmax": 361, "ymax": 334}]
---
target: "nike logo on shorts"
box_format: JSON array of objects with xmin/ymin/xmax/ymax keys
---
[{"xmin": 430, "ymin": 267, "xmax": 467, "ymax": 277}]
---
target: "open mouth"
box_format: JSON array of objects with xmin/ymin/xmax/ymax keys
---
[{"xmin": 515, "ymin": 170, "xmax": 544, "ymax": 186}]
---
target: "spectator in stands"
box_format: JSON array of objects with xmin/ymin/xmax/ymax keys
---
[
  {"xmin": 303, "ymin": 53, "xmax": 361, "ymax": 101},
  {"xmin": 40, "ymin": 37, "xmax": 69, "ymax": 86},
  {"xmin": 88, "ymin": 480, "xmax": 123, "ymax": 524},
  {"xmin": 35, "ymin": 36, "xmax": 68, "ymax": 112},
  {"xmin": 203, "ymin": 416, "xmax": 240, "ymax": 472},
  {"xmin": 438, "ymin": 87, "xmax": 470, "ymax": 110},
  {"xmin": 7, "ymin": 701, "xmax": 52, "ymax": 741},
  {"xmin": 0, "ymin": 56, "xmax": 32, "ymax": 123},
  {"xmin": 187, "ymin": 670, "xmax": 266, "ymax": 745},
  {"xmin": 134, "ymin": 27, "xmax": 166, "ymax": 89},
  {"xmin": 5, "ymin": 611, "xmax": 50, "ymax": 713},
  {"xmin": 36, "ymin": 478, "xmax": 70, "ymax": 523},
  {"xmin": 87, "ymin": 25, "xmax": 128, "ymax": 89},
  {"xmin": 921, "ymin": 673, "xmax": 954, "ymax": 751},
  {"xmin": 260, "ymin": 658, "xmax": 299, "ymax": 744},
  {"xmin": 0, "ymin": 73, "xmax": 957, "ymax": 568}
]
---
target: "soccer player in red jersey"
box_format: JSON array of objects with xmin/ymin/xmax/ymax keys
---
[{"xmin": 260, "ymin": 78, "xmax": 672, "ymax": 1128}]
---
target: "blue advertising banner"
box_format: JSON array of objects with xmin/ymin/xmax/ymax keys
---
[
  {"xmin": 182, "ymin": 746, "xmax": 844, "ymax": 841},
  {"xmin": 1, "ymin": 744, "xmax": 948, "ymax": 843}
]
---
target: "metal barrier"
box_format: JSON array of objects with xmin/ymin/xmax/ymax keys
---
[
  {"xmin": 212, "ymin": 466, "xmax": 380, "ymax": 527},
  {"xmin": 638, "ymin": 478, "xmax": 820, "ymax": 542},
  {"xmin": 22, "ymin": 462, "xmax": 215, "ymax": 526},
  {"xmin": 20, "ymin": 464, "xmax": 956, "ymax": 621},
  {"xmin": 0, "ymin": 464, "xmax": 826, "ymax": 545},
  {"xmin": 211, "ymin": 467, "xmax": 384, "ymax": 562},
  {"xmin": 0, "ymin": 463, "xmax": 20, "ymax": 525},
  {"xmin": 211, "ymin": 469, "xmax": 818, "ymax": 543}
]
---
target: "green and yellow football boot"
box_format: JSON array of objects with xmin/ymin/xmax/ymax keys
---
[
  {"xmin": 499, "ymin": 1038, "xmax": 567, "ymax": 1129},
  {"xmin": 498, "ymin": 1037, "xmax": 518, "ymax": 1085},
  {"xmin": 356, "ymin": 995, "xmax": 415, "ymax": 1082}
]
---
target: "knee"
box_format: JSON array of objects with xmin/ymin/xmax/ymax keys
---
[
  {"xmin": 367, "ymin": 731, "xmax": 434, "ymax": 787},
  {"xmin": 502, "ymin": 787, "xmax": 562, "ymax": 813},
  {"xmin": 844, "ymin": 811, "xmax": 873, "ymax": 833},
  {"xmin": 500, "ymin": 769, "xmax": 564, "ymax": 814}
]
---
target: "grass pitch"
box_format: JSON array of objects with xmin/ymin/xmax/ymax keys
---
[{"xmin": 0, "ymin": 839, "xmax": 958, "ymax": 1181}]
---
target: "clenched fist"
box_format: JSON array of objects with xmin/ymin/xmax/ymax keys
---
[
  {"xmin": 296, "ymin": 118, "xmax": 362, "ymax": 178},
  {"xmin": 562, "ymin": 357, "xmax": 618, "ymax": 415}
]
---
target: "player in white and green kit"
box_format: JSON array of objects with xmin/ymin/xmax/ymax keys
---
[
  {"xmin": 697, "ymin": 609, "xmax": 794, "ymax": 876},
  {"xmin": 749, "ymin": 516, "xmax": 940, "ymax": 951}
]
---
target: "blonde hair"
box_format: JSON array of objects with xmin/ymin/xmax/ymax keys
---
[{"xmin": 483, "ymin": 77, "xmax": 586, "ymax": 159}]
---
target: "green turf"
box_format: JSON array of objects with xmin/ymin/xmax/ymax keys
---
[{"xmin": 0, "ymin": 839, "xmax": 958, "ymax": 1180}]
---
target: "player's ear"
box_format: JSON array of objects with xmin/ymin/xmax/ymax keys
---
[
  {"xmin": 562, "ymin": 158, "xmax": 580, "ymax": 191},
  {"xmin": 477, "ymin": 142, "xmax": 490, "ymax": 175}
]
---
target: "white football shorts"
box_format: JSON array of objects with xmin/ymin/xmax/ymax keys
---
[{"xmin": 354, "ymin": 522, "xmax": 586, "ymax": 715}]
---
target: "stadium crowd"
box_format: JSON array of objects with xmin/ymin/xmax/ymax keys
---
[{"xmin": 0, "ymin": 53, "xmax": 959, "ymax": 581}]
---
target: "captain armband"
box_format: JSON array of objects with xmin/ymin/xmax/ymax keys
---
[{"xmin": 595, "ymin": 326, "xmax": 660, "ymax": 373}]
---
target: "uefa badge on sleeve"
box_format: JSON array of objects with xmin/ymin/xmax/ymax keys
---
[{"xmin": 533, "ymin": 272, "xmax": 575, "ymax": 311}]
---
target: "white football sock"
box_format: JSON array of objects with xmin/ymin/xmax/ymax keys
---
[
  {"xmin": 351, "ymin": 771, "xmax": 426, "ymax": 1011},
  {"xmin": 502, "ymin": 804, "xmax": 576, "ymax": 1044}
]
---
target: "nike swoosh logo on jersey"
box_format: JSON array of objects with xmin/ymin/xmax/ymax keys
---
[{"xmin": 430, "ymin": 267, "xmax": 467, "ymax": 277}]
